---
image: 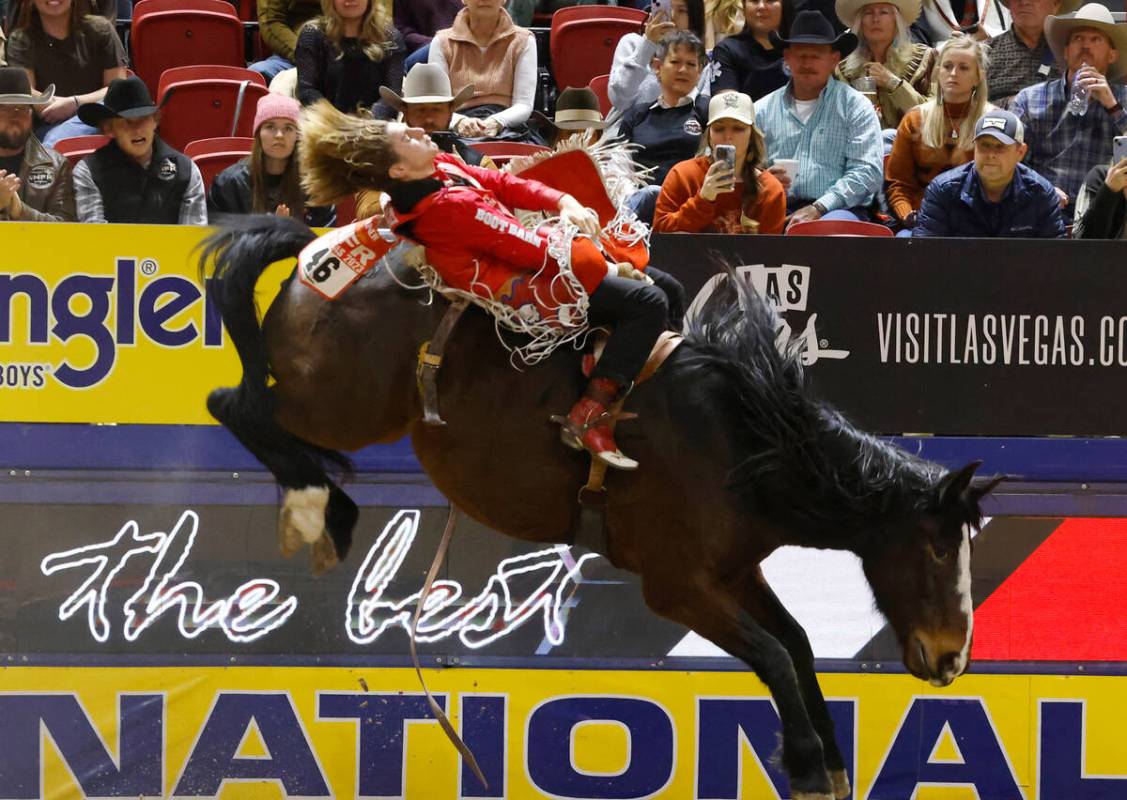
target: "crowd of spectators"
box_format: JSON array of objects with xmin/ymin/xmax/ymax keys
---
[{"xmin": 0, "ymin": 0, "xmax": 1126, "ymax": 239}]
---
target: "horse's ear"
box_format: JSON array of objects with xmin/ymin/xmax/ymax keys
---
[
  {"xmin": 969, "ymin": 474, "xmax": 1006, "ymax": 504},
  {"xmin": 938, "ymin": 461, "xmax": 982, "ymax": 507}
]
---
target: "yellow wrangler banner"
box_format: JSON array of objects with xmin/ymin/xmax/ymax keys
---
[
  {"xmin": 0, "ymin": 223, "xmax": 291, "ymax": 425},
  {"xmin": 1, "ymin": 666, "xmax": 1125, "ymax": 799}
]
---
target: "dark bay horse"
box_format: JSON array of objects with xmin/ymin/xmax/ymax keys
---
[{"xmin": 201, "ymin": 215, "xmax": 1000, "ymax": 800}]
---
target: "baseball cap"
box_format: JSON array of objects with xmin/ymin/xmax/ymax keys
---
[
  {"xmin": 708, "ymin": 91, "xmax": 755, "ymax": 126},
  {"xmin": 974, "ymin": 110, "xmax": 1025, "ymax": 145}
]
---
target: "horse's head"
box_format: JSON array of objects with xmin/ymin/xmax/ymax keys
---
[{"xmin": 861, "ymin": 461, "xmax": 1003, "ymax": 687}]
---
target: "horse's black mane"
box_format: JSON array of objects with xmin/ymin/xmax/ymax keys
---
[{"xmin": 680, "ymin": 271, "xmax": 946, "ymax": 548}]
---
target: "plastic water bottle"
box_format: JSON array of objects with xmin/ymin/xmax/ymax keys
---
[{"xmin": 1067, "ymin": 63, "xmax": 1091, "ymax": 116}]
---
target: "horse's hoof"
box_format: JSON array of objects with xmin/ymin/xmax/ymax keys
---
[
  {"xmin": 281, "ymin": 486, "xmax": 330, "ymax": 543},
  {"xmin": 310, "ymin": 532, "xmax": 340, "ymax": 576},
  {"xmin": 277, "ymin": 508, "xmax": 305, "ymax": 558},
  {"xmin": 830, "ymin": 769, "xmax": 851, "ymax": 799}
]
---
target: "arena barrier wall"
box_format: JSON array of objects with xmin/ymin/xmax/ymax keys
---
[{"xmin": 2, "ymin": 223, "xmax": 1126, "ymax": 798}]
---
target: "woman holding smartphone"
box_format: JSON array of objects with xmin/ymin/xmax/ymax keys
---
[
  {"xmin": 653, "ymin": 91, "xmax": 786, "ymax": 234},
  {"xmin": 607, "ymin": 0, "xmax": 712, "ymax": 115}
]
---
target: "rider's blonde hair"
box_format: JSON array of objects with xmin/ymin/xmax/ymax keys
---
[{"xmin": 300, "ymin": 100, "xmax": 398, "ymax": 205}]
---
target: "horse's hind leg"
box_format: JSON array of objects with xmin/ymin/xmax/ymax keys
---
[
  {"xmin": 208, "ymin": 386, "xmax": 357, "ymax": 574},
  {"xmin": 645, "ymin": 583, "xmax": 833, "ymax": 799},
  {"xmin": 749, "ymin": 572, "xmax": 851, "ymax": 800},
  {"xmin": 278, "ymin": 482, "xmax": 358, "ymax": 574}
]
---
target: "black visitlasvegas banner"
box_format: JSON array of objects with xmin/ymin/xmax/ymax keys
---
[{"xmin": 652, "ymin": 235, "xmax": 1127, "ymax": 437}]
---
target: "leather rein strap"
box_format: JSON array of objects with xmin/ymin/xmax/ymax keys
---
[{"xmin": 408, "ymin": 505, "xmax": 490, "ymax": 791}]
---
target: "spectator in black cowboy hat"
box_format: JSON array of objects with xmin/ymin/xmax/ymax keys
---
[
  {"xmin": 376, "ymin": 62, "xmax": 484, "ymax": 166},
  {"xmin": 756, "ymin": 8, "xmax": 884, "ymax": 227},
  {"xmin": 528, "ymin": 86, "xmax": 607, "ymax": 150},
  {"xmin": 0, "ymin": 66, "xmax": 75, "ymax": 221},
  {"xmin": 71, "ymin": 75, "xmax": 206, "ymax": 225}
]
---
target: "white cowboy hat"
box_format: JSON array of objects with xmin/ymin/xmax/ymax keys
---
[
  {"xmin": 835, "ymin": 0, "xmax": 922, "ymax": 27},
  {"xmin": 379, "ymin": 63, "xmax": 474, "ymax": 110},
  {"xmin": 1045, "ymin": 3, "xmax": 1127, "ymax": 82}
]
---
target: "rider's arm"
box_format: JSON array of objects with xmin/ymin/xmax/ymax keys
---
[{"xmin": 457, "ymin": 163, "xmax": 565, "ymax": 213}]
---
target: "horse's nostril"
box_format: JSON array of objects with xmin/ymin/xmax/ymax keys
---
[{"xmin": 938, "ymin": 651, "xmax": 960, "ymax": 675}]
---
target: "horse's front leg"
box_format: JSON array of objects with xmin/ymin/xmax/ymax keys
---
[
  {"xmin": 746, "ymin": 571, "xmax": 851, "ymax": 800},
  {"xmin": 645, "ymin": 583, "xmax": 833, "ymax": 799}
]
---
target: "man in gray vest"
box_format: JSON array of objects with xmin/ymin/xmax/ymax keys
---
[{"xmin": 72, "ymin": 76, "xmax": 206, "ymax": 224}]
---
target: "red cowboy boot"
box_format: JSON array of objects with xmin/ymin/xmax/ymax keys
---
[{"xmin": 556, "ymin": 377, "xmax": 638, "ymax": 470}]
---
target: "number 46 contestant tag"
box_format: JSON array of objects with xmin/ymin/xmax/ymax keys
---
[{"xmin": 298, "ymin": 219, "xmax": 399, "ymax": 300}]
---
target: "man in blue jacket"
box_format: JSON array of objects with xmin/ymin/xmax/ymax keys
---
[{"xmin": 914, "ymin": 109, "xmax": 1066, "ymax": 238}]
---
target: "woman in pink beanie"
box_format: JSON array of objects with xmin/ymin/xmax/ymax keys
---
[{"xmin": 207, "ymin": 92, "xmax": 334, "ymax": 225}]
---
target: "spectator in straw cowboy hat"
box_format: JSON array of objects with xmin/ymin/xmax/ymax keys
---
[
  {"xmin": 376, "ymin": 62, "xmax": 483, "ymax": 165},
  {"xmin": 1012, "ymin": 2, "xmax": 1127, "ymax": 220},
  {"xmin": 0, "ymin": 66, "xmax": 75, "ymax": 221},
  {"xmin": 528, "ymin": 86, "xmax": 607, "ymax": 149},
  {"xmin": 986, "ymin": 0, "xmax": 1076, "ymax": 108},
  {"xmin": 72, "ymin": 76, "xmax": 206, "ymax": 224},
  {"xmin": 834, "ymin": 0, "xmax": 936, "ymax": 130}
]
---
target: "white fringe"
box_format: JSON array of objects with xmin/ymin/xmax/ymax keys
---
[{"xmin": 410, "ymin": 220, "xmax": 592, "ymax": 368}]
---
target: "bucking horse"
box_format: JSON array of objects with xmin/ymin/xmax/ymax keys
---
[{"xmin": 200, "ymin": 139, "xmax": 1000, "ymax": 800}]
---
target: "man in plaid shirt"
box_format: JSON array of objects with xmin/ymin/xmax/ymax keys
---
[
  {"xmin": 1012, "ymin": 3, "xmax": 1127, "ymax": 222},
  {"xmin": 986, "ymin": 0, "xmax": 1071, "ymax": 109}
]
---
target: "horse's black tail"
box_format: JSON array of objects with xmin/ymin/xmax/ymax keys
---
[{"xmin": 199, "ymin": 215, "xmax": 357, "ymax": 563}]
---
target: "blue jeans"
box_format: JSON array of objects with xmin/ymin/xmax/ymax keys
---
[
  {"xmin": 405, "ymin": 43, "xmax": 430, "ymax": 71},
  {"xmin": 39, "ymin": 115, "xmax": 100, "ymax": 147},
  {"xmin": 248, "ymin": 54, "xmax": 294, "ymax": 81},
  {"xmin": 821, "ymin": 208, "xmax": 868, "ymax": 222},
  {"xmin": 626, "ymin": 184, "xmax": 661, "ymax": 226}
]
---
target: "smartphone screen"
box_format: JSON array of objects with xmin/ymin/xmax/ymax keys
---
[
  {"xmin": 1114, "ymin": 136, "xmax": 1127, "ymax": 165},
  {"xmin": 715, "ymin": 144, "xmax": 736, "ymax": 171}
]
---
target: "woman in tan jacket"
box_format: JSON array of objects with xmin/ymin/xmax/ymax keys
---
[{"xmin": 834, "ymin": 0, "xmax": 935, "ymax": 130}]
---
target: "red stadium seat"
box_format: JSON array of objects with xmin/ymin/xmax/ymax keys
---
[
  {"xmin": 157, "ymin": 66, "xmax": 265, "ymax": 99},
  {"xmin": 550, "ymin": 10, "xmax": 645, "ymax": 91},
  {"xmin": 587, "ymin": 74, "xmax": 611, "ymax": 116},
  {"xmin": 786, "ymin": 219, "xmax": 894, "ymax": 237},
  {"xmin": 51, "ymin": 135, "xmax": 111, "ymax": 166},
  {"xmin": 131, "ymin": 0, "xmax": 245, "ymax": 94},
  {"xmin": 157, "ymin": 77, "xmax": 269, "ymax": 151},
  {"xmin": 235, "ymin": 0, "xmax": 257, "ymax": 21},
  {"xmin": 184, "ymin": 136, "xmax": 254, "ymax": 190},
  {"xmin": 551, "ymin": 5, "xmax": 647, "ymax": 25},
  {"xmin": 467, "ymin": 141, "xmax": 551, "ymax": 167},
  {"xmin": 134, "ymin": 0, "xmax": 241, "ymax": 17}
]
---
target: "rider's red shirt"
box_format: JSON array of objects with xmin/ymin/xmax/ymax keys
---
[{"xmin": 388, "ymin": 154, "xmax": 612, "ymax": 308}]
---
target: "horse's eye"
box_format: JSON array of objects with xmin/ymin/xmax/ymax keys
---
[{"xmin": 928, "ymin": 541, "xmax": 954, "ymax": 564}]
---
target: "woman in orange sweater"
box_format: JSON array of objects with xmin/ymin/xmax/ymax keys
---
[
  {"xmin": 885, "ymin": 34, "xmax": 992, "ymax": 230},
  {"xmin": 653, "ymin": 91, "xmax": 786, "ymax": 234}
]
